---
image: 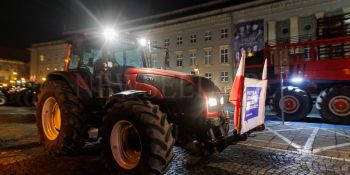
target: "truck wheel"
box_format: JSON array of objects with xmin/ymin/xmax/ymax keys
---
[
  {"xmin": 0, "ymin": 93, "xmax": 6, "ymax": 106},
  {"xmin": 316, "ymin": 86, "xmax": 350, "ymax": 124},
  {"xmin": 271, "ymin": 86, "xmax": 312, "ymax": 121},
  {"xmin": 101, "ymin": 99, "xmax": 174, "ymax": 175},
  {"xmin": 35, "ymin": 80, "xmax": 87, "ymax": 155}
]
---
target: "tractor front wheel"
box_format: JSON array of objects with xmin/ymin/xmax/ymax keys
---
[
  {"xmin": 100, "ymin": 99, "xmax": 174, "ymax": 175},
  {"xmin": 316, "ymin": 86, "xmax": 350, "ymax": 124},
  {"xmin": 271, "ymin": 86, "xmax": 312, "ymax": 121}
]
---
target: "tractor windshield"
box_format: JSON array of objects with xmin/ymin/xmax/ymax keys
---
[
  {"xmin": 68, "ymin": 36, "xmax": 169, "ymax": 73},
  {"xmin": 69, "ymin": 39, "xmax": 147, "ymax": 73}
]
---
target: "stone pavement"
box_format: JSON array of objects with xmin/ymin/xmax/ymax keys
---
[
  {"xmin": 0, "ymin": 106, "xmax": 35, "ymax": 123},
  {"xmin": 1, "ymin": 106, "xmax": 350, "ymax": 174},
  {"xmin": 240, "ymin": 120, "xmax": 350, "ymax": 160}
]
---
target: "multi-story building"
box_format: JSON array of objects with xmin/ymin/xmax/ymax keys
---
[
  {"xmin": 123, "ymin": 0, "xmax": 350, "ymax": 93},
  {"xmin": 0, "ymin": 48, "xmax": 29, "ymax": 82},
  {"xmin": 29, "ymin": 40, "xmax": 68, "ymax": 82},
  {"xmin": 27, "ymin": 0, "xmax": 350, "ymax": 92}
]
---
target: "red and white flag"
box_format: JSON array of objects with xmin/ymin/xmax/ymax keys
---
[
  {"xmin": 229, "ymin": 52, "xmax": 268, "ymax": 135},
  {"xmin": 229, "ymin": 52, "xmax": 246, "ymax": 131}
]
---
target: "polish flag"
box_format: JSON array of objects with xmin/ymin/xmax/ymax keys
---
[{"xmin": 229, "ymin": 52, "xmax": 246, "ymax": 130}]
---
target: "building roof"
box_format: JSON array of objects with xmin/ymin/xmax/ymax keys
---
[{"xmin": 64, "ymin": 0, "xmax": 273, "ymax": 35}]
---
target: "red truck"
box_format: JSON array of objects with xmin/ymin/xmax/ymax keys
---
[{"xmin": 245, "ymin": 13, "xmax": 350, "ymax": 124}]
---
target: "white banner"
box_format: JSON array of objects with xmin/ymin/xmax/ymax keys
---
[{"xmin": 240, "ymin": 77, "xmax": 268, "ymax": 134}]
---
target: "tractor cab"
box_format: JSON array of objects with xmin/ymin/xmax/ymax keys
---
[{"xmin": 65, "ymin": 33, "xmax": 167, "ymax": 98}]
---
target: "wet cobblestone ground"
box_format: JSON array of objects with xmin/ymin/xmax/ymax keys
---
[{"xmin": 1, "ymin": 106, "xmax": 350, "ymax": 174}]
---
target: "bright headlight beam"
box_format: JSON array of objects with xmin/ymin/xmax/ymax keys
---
[
  {"xmin": 291, "ymin": 77, "xmax": 303, "ymax": 83},
  {"xmin": 103, "ymin": 27, "xmax": 117, "ymax": 40},
  {"xmin": 220, "ymin": 97, "xmax": 224, "ymax": 105},
  {"xmin": 208, "ymin": 98, "xmax": 218, "ymax": 107}
]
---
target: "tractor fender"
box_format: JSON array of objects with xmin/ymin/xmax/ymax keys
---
[
  {"xmin": 103, "ymin": 90, "xmax": 150, "ymax": 112},
  {"xmin": 46, "ymin": 71, "xmax": 93, "ymax": 106}
]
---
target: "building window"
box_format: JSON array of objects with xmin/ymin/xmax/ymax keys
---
[
  {"xmin": 204, "ymin": 50, "xmax": 212, "ymax": 64},
  {"xmin": 221, "ymin": 71, "xmax": 229, "ymax": 82},
  {"xmin": 177, "ymin": 36, "xmax": 183, "ymax": 45},
  {"xmin": 205, "ymin": 72, "xmax": 212, "ymax": 80},
  {"xmin": 189, "ymin": 52, "xmax": 196, "ymax": 66},
  {"xmin": 220, "ymin": 48, "xmax": 228, "ymax": 63},
  {"xmin": 204, "ymin": 31, "xmax": 211, "ymax": 41},
  {"xmin": 40, "ymin": 55, "xmax": 44, "ymax": 62},
  {"xmin": 164, "ymin": 38, "xmax": 170, "ymax": 47},
  {"xmin": 221, "ymin": 28, "xmax": 228, "ymax": 39},
  {"xmin": 176, "ymin": 54, "xmax": 183, "ymax": 67},
  {"xmin": 190, "ymin": 34, "xmax": 196, "ymax": 43},
  {"xmin": 5, "ymin": 65, "xmax": 10, "ymax": 71},
  {"xmin": 151, "ymin": 40, "xmax": 157, "ymax": 47}
]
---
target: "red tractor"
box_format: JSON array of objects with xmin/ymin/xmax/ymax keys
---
[
  {"xmin": 35, "ymin": 30, "xmax": 252, "ymax": 174},
  {"xmin": 246, "ymin": 36, "xmax": 350, "ymax": 124}
]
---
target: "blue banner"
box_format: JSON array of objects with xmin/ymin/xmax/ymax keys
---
[{"xmin": 244, "ymin": 87, "xmax": 262, "ymax": 121}]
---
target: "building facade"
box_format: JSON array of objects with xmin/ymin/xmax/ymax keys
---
[
  {"xmin": 127, "ymin": 0, "xmax": 350, "ymax": 93},
  {"xmin": 0, "ymin": 48, "xmax": 29, "ymax": 83},
  {"xmin": 29, "ymin": 41, "xmax": 68, "ymax": 82}
]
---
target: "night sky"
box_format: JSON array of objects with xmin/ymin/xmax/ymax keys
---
[{"xmin": 0, "ymin": 0, "xmax": 211, "ymax": 48}]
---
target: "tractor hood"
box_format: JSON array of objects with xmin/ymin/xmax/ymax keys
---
[
  {"xmin": 125, "ymin": 67, "xmax": 221, "ymax": 93},
  {"xmin": 125, "ymin": 67, "xmax": 223, "ymax": 118}
]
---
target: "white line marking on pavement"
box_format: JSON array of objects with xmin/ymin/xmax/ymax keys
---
[
  {"xmin": 321, "ymin": 128, "xmax": 350, "ymax": 138},
  {"xmin": 266, "ymin": 126, "xmax": 302, "ymax": 150},
  {"xmin": 313, "ymin": 142, "xmax": 350, "ymax": 154},
  {"xmin": 238, "ymin": 143, "xmax": 350, "ymax": 162},
  {"xmin": 302, "ymin": 128, "xmax": 319, "ymax": 153},
  {"xmin": 257, "ymin": 128, "xmax": 306, "ymax": 134}
]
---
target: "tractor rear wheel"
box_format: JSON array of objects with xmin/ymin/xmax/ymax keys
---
[
  {"xmin": 316, "ymin": 86, "xmax": 350, "ymax": 124},
  {"xmin": 35, "ymin": 80, "xmax": 87, "ymax": 155},
  {"xmin": 100, "ymin": 99, "xmax": 174, "ymax": 175},
  {"xmin": 271, "ymin": 86, "xmax": 312, "ymax": 121}
]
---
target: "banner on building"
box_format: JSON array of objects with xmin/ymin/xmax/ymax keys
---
[{"xmin": 233, "ymin": 19, "xmax": 264, "ymax": 63}]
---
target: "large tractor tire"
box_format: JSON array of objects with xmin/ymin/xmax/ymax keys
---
[
  {"xmin": 271, "ymin": 86, "xmax": 312, "ymax": 121},
  {"xmin": 316, "ymin": 86, "xmax": 350, "ymax": 124},
  {"xmin": 0, "ymin": 92, "xmax": 7, "ymax": 106},
  {"xmin": 35, "ymin": 80, "xmax": 88, "ymax": 155},
  {"xmin": 100, "ymin": 98, "xmax": 174, "ymax": 175}
]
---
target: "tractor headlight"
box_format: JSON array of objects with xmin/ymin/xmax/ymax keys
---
[
  {"xmin": 291, "ymin": 77, "xmax": 303, "ymax": 83},
  {"xmin": 208, "ymin": 97, "xmax": 218, "ymax": 107},
  {"xmin": 220, "ymin": 96, "xmax": 224, "ymax": 105}
]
